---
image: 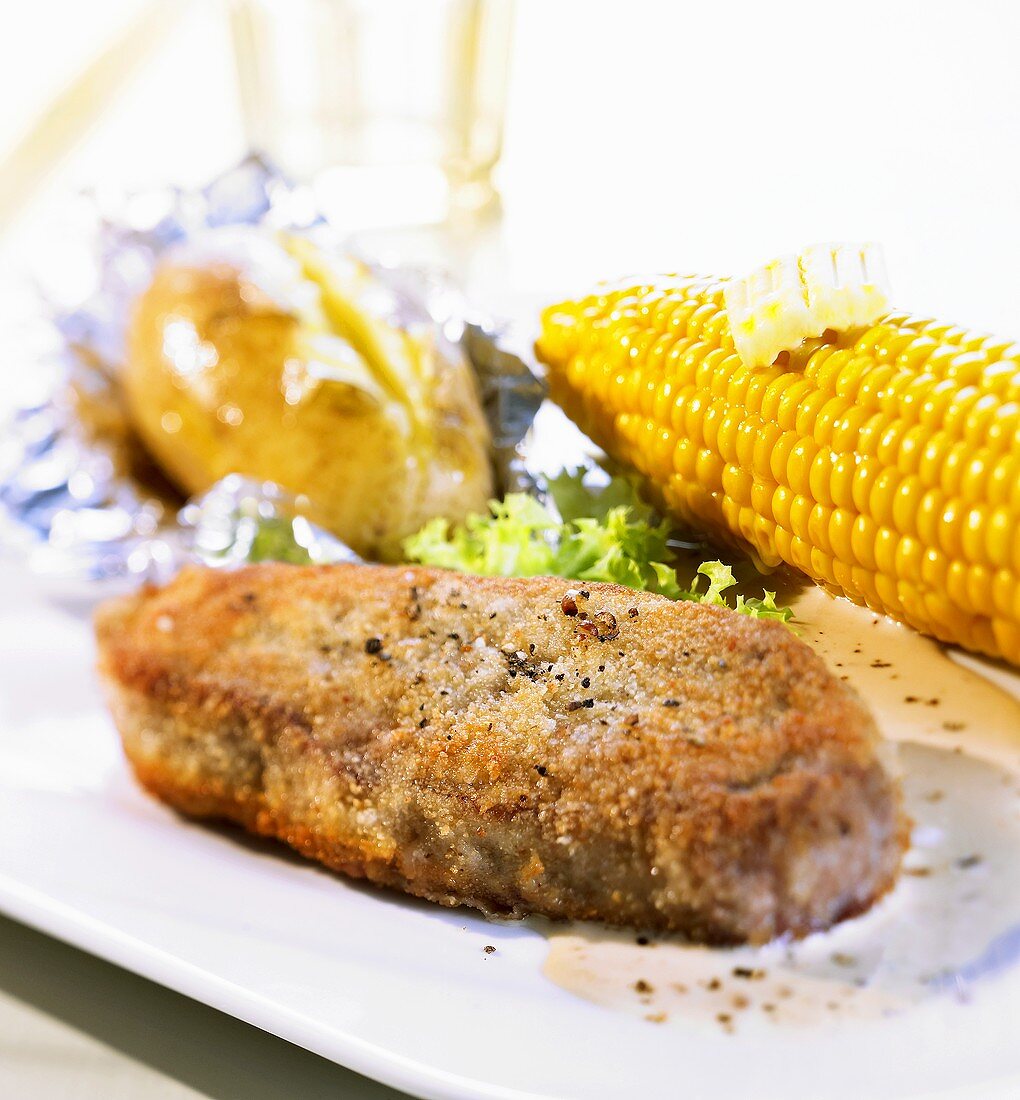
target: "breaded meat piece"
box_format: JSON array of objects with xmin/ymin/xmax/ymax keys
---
[{"xmin": 95, "ymin": 563, "xmax": 906, "ymax": 943}]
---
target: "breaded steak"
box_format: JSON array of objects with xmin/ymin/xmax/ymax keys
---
[{"xmin": 95, "ymin": 563, "xmax": 906, "ymax": 943}]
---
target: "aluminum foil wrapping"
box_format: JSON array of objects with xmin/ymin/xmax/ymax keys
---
[{"xmin": 0, "ymin": 158, "xmax": 552, "ymax": 597}]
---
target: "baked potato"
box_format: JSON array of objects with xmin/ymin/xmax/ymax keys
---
[{"xmin": 123, "ymin": 230, "xmax": 493, "ymax": 559}]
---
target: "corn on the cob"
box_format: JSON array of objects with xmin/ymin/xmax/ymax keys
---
[{"xmin": 535, "ymin": 277, "xmax": 1020, "ymax": 665}]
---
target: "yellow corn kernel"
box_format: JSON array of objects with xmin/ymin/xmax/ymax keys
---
[{"xmin": 537, "ymin": 278, "xmax": 1020, "ymax": 665}]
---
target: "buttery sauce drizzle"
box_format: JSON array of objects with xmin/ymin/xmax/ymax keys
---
[{"xmin": 543, "ymin": 586, "xmax": 1020, "ymax": 1030}]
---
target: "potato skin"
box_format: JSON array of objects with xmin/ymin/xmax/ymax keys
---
[{"xmin": 124, "ymin": 260, "xmax": 492, "ymax": 559}]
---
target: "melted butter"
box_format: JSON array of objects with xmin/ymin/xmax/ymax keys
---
[{"xmin": 543, "ymin": 584, "xmax": 1020, "ymax": 1030}]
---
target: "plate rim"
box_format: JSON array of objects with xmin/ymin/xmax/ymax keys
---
[{"xmin": 0, "ymin": 872, "xmax": 554, "ymax": 1100}]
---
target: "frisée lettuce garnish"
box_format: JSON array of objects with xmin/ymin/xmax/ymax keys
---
[{"xmin": 402, "ymin": 472, "xmax": 792, "ymax": 621}]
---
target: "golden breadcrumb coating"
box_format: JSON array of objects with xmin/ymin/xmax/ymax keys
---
[{"xmin": 96, "ymin": 563, "xmax": 906, "ymax": 943}]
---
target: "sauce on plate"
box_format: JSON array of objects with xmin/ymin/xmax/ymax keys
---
[{"xmin": 543, "ymin": 583, "xmax": 1020, "ymax": 1030}]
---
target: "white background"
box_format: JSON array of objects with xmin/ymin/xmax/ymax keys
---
[
  {"xmin": 2, "ymin": 1, "xmax": 1020, "ymax": 330},
  {"xmin": 0, "ymin": 3, "xmax": 1018, "ymax": 1098}
]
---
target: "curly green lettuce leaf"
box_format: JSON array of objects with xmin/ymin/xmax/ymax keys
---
[
  {"xmin": 248, "ymin": 517, "xmax": 316, "ymax": 564},
  {"xmin": 402, "ymin": 494, "xmax": 559, "ymax": 579},
  {"xmin": 735, "ymin": 591, "xmax": 795, "ymax": 622},
  {"xmin": 687, "ymin": 560, "xmax": 736, "ymax": 605},
  {"xmin": 546, "ymin": 468, "xmax": 655, "ymax": 525},
  {"xmin": 402, "ymin": 471, "xmax": 792, "ymax": 621}
]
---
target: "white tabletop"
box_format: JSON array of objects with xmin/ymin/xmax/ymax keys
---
[{"xmin": 1, "ymin": 2, "xmax": 1019, "ymax": 1098}]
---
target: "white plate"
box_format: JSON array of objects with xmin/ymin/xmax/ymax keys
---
[{"xmin": 0, "ymin": 563, "xmax": 1018, "ymax": 1100}]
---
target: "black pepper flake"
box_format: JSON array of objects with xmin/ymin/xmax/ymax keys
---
[
  {"xmin": 319, "ymin": 644, "xmax": 332, "ymax": 654},
  {"xmin": 483, "ymin": 945, "xmax": 496, "ymax": 954},
  {"xmin": 489, "ymin": 612, "xmax": 498, "ymax": 620},
  {"xmin": 628, "ymin": 607, "xmax": 639, "ymax": 618},
  {"xmin": 732, "ymin": 966, "xmax": 765, "ymax": 980},
  {"xmin": 636, "ymin": 935, "xmax": 650, "ymax": 946},
  {"xmin": 418, "ymin": 718, "xmax": 429, "ymax": 728},
  {"xmin": 504, "ymin": 650, "xmax": 542, "ymax": 682},
  {"xmin": 555, "ymin": 673, "xmax": 565, "ymax": 682},
  {"xmin": 581, "ymin": 676, "xmax": 591, "ymax": 688},
  {"xmin": 535, "ymin": 765, "xmax": 548, "ymax": 776},
  {"xmin": 447, "ymin": 632, "xmax": 461, "ymax": 641},
  {"xmin": 956, "ymin": 854, "xmax": 982, "ymax": 869},
  {"xmin": 662, "ymin": 699, "xmax": 680, "ymax": 707},
  {"xmin": 634, "ymin": 979, "xmax": 653, "ymax": 994},
  {"xmin": 364, "ymin": 637, "xmax": 383, "ymax": 654},
  {"xmin": 598, "ymin": 665, "xmax": 605, "ymax": 672},
  {"xmin": 590, "ymin": 610, "xmax": 619, "ymax": 640}
]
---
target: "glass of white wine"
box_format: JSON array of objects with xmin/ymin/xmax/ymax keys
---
[{"xmin": 229, "ymin": 0, "xmax": 514, "ymax": 230}]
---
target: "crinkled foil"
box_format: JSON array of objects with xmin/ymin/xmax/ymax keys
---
[{"xmin": 0, "ymin": 157, "xmax": 551, "ymax": 597}]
